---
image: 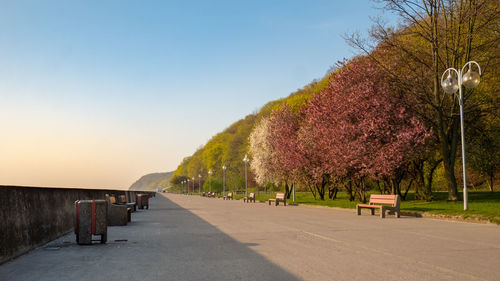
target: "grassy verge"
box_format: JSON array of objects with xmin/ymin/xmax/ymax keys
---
[{"xmin": 224, "ymin": 190, "xmax": 500, "ymax": 224}]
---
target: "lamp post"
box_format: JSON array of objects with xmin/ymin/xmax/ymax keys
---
[
  {"xmin": 198, "ymin": 174, "xmax": 202, "ymax": 194},
  {"xmin": 243, "ymin": 154, "xmax": 249, "ymax": 198},
  {"xmin": 192, "ymin": 177, "xmax": 195, "ymax": 194},
  {"xmin": 441, "ymin": 61, "xmax": 481, "ymax": 211},
  {"xmin": 187, "ymin": 179, "xmax": 190, "ymax": 194},
  {"xmin": 222, "ymin": 164, "xmax": 226, "ymax": 197},
  {"xmin": 181, "ymin": 180, "xmax": 185, "ymax": 194},
  {"xmin": 208, "ymin": 169, "xmax": 213, "ymax": 193}
]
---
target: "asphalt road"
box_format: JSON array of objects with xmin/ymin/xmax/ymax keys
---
[{"xmin": 1, "ymin": 193, "xmax": 499, "ymax": 281}]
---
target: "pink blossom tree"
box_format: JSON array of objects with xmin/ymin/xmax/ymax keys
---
[
  {"xmin": 300, "ymin": 57, "xmax": 430, "ymax": 200},
  {"xmin": 267, "ymin": 105, "xmax": 304, "ymax": 198}
]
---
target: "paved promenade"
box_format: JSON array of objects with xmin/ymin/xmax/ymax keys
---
[{"xmin": 1, "ymin": 193, "xmax": 500, "ymax": 281}]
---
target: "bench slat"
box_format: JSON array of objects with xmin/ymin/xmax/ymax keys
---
[
  {"xmin": 370, "ymin": 199, "xmax": 398, "ymax": 205},
  {"xmin": 370, "ymin": 194, "xmax": 397, "ymax": 199},
  {"xmin": 357, "ymin": 204, "xmax": 382, "ymax": 209}
]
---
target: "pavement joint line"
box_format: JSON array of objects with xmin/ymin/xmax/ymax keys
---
[
  {"xmin": 168, "ymin": 194, "xmax": 500, "ymax": 280},
  {"xmin": 299, "ymin": 229, "xmax": 487, "ymax": 281},
  {"xmin": 393, "ymin": 228, "xmax": 500, "ymax": 250},
  {"xmin": 301, "ymin": 230, "xmax": 343, "ymax": 243}
]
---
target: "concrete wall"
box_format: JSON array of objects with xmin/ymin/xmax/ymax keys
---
[{"xmin": 0, "ymin": 185, "xmax": 153, "ymax": 264}]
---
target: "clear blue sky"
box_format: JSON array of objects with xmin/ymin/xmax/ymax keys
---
[{"xmin": 0, "ymin": 0, "xmax": 397, "ymax": 188}]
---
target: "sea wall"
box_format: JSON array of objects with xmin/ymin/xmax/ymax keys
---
[{"xmin": 0, "ymin": 185, "xmax": 153, "ymax": 264}]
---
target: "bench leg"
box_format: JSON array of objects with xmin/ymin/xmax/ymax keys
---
[
  {"xmin": 283, "ymin": 201, "xmax": 286, "ymax": 206},
  {"xmin": 371, "ymin": 208, "xmax": 375, "ymax": 216},
  {"xmin": 397, "ymin": 210, "xmax": 401, "ymax": 218},
  {"xmin": 356, "ymin": 206, "xmax": 361, "ymax": 215},
  {"xmin": 380, "ymin": 206, "xmax": 386, "ymax": 218}
]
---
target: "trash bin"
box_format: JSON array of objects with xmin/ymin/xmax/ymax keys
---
[
  {"xmin": 136, "ymin": 194, "xmax": 149, "ymax": 209},
  {"xmin": 74, "ymin": 200, "xmax": 107, "ymax": 245}
]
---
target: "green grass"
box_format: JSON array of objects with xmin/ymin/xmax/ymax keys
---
[
  {"xmin": 401, "ymin": 192, "xmax": 500, "ymax": 223},
  {"xmin": 224, "ymin": 190, "xmax": 500, "ymax": 224},
  {"xmin": 181, "ymin": 188, "xmax": 500, "ymax": 224}
]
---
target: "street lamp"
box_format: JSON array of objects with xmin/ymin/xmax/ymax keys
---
[
  {"xmin": 441, "ymin": 61, "xmax": 481, "ymax": 211},
  {"xmin": 198, "ymin": 174, "xmax": 202, "ymax": 194},
  {"xmin": 208, "ymin": 169, "xmax": 213, "ymax": 193},
  {"xmin": 222, "ymin": 164, "xmax": 226, "ymax": 197},
  {"xmin": 243, "ymin": 154, "xmax": 249, "ymax": 198},
  {"xmin": 181, "ymin": 180, "xmax": 185, "ymax": 194},
  {"xmin": 192, "ymin": 177, "xmax": 195, "ymax": 194},
  {"xmin": 187, "ymin": 179, "xmax": 190, "ymax": 194}
]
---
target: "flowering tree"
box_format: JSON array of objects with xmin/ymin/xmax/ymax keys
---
[
  {"xmin": 267, "ymin": 105, "xmax": 304, "ymax": 198},
  {"xmin": 249, "ymin": 117, "xmax": 277, "ymax": 185},
  {"xmin": 300, "ymin": 57, "xmax": 430, "ymax": 200}
]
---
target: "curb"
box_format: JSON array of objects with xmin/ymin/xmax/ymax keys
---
[
  {"xmin": 178, "ymin": 194, "xmax": 498, "ymax": 225},
  {"xmin": 277, "ymin": 202, "xmax": 498, "ymax": 225}
]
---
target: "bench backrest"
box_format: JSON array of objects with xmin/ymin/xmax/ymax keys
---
[
  {"xmin": 369, "ymin": 194, "xmax": 400, "ymax": 207},
  {"xmin": 105, "ymin": 194, "xmax": 117, "ymax": 206},
  {"xmin": 249, "ymin": 193, "xmax": 255, "ymax": 199},
  {"xmin": 276, "ymin": 193, "xmax": 285, "ymax": 200}
]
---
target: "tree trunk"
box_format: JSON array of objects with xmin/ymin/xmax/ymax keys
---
[
  {"xmin": 402, "ymin": 179, "xmax": 413, "ymax": 201},
  {"xmin": 489, "ymin": 174, "xmax": 494, "ymax": 192},
  {"xmin": 316, "ymin": 181, "xmax": 326, "ymax": 200},
  {"xmin": 429, "ymin": 0, "xmax": 460, "ymax": 201},
  {"xmin": 443, "ymin": 156, "xmax": 459, "ymax": 200},
  {"xmin": 284, "ymin": 182, "xmax": 292, "ymax": 199},
  {"xmin": 354, "ymin": 178, "xmax": 369, "ymax": 203},
  {"xmin": 328, "ymin": 186, "xmax": 338, "ymax": 200},
  {"xmin": 344, "ymin": 180, "xmax": 355, "ymax": 201},
  {"xmin": 309, "ymin": 185, "xmax": 317, "ymax": 199},
  {"xmin": 391, "ymin": 178, "xmax": 403, "ymax": 197}
]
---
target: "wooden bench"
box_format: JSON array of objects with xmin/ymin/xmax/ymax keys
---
[
  {"xmin": 105, "ymin": 194, "xmax": 130, "ymax": 226},
  {"xmin": 356, "ymin": 194, "xmax": 400, "ymax": 218},
  {"xmin": 243, "ymin": 192, "xmax": 255, "ymax": 203},
  {"xmin": 224, "ymin": 192, "xmax": 233, "ymax": 200},
  {"xmin": 268, "ymin": 192, "xmax": 286, "ymax": 206},
  {"xmin": 116, "ymin": 194, "xmax": 136, "ymax": 212}
]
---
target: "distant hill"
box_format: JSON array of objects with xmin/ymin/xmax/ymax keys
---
[{"xmin": 129, "ymin": 171, "xmax": 174, "ymax": 191}]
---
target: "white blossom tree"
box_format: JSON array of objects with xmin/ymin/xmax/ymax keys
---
[{"xmin": 249, "ymin": 117, "xmax": 277, "ymax": 185}]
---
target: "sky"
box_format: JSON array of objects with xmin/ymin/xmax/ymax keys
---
[{"xmin": 0, "ymin": 0, "xmax": 397, "ymax": 189}]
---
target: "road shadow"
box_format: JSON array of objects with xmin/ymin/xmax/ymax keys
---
[{"xmin": 0, "ymin": 194, "xmax": 301, "ymax": 281}]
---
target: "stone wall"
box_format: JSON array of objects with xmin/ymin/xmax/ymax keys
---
[{"xmin": 0, "ymin": 185, "xmax": 152, "ymax": 264}]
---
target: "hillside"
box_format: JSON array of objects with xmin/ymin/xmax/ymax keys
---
[
  {"xmin": 169, "ymin": 76, "xmax": 331, "ymax": 192},
  {"xmin": 129, "ymin": 171, "xmax": 174, "ymax": 191}
]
